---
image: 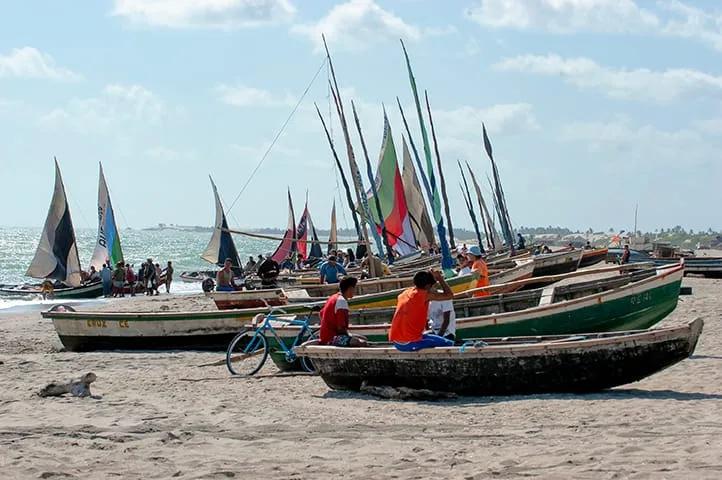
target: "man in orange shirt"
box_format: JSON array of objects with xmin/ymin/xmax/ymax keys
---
[
  {"xmin": 468, "ymin": 246, "xmax": 490, "ymax": 297},
  {"xmin": 388, "ymin": 270, "xmax": 455, "ymax": 351}
]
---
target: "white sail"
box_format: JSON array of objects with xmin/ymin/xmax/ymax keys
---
[
  {"xmin": 90, "ymin": 163, "xmax": 123, "ymax": 271},
  {"xmin": 26, "ymin": 159, "xmax": 82, "ymax": 287},
  {"xmin": 401, "ymin": 137, "xmax": 435, "ymax": 249},
  {"xmin": 201, "ymin": 176, "xmax": 240, "ymax": 268},
  {"xmin": 328, "ymin": 200, "xmax": 337, "ymax": 254}
]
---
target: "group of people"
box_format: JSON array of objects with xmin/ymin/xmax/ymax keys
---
[
  {"xmin": 89, "ymin": 259, "xmax": 173, "ymax": 298},
  {"xmin": 319, "ymin": 268, "xmax": 459, "ymax": 351}
]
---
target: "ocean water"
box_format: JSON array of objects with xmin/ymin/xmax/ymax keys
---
[{"xmin": 0, "ymin": 226, "xmax": 280, "ymax": 309}]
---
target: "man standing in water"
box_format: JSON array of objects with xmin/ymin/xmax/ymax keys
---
[
  {"xmin": 165, "ymin": 261, "xmax": 174, "ymax": 293},
  {"xmin": 388, "ymin": 270, "xmax": 455, "ymax": 351}
]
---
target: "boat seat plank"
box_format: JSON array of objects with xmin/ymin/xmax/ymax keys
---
[{"xmin": 539, "ymin": 286, "xmax": 555, "ymax": 306}]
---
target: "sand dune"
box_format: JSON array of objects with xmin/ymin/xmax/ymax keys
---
[{"xmin": 1, "ymin": 277, "xmax": 721, "ymax": 479}]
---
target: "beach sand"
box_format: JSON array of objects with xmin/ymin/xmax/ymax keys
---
[{"xmin": 1, "ymin": 277, "xmax": 721, "ymax": 479}]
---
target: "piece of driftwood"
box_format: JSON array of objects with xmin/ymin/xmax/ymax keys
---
[
  {"xmin": 38, "ymin": 372, "xmax": 97, "ymax": 398},
  {"xmin": 360, "ymin": 381, "xmax": 457, "ymax": 400}
]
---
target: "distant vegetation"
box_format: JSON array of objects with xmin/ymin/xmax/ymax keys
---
[{"xmin": 145, "ymin": 223, "xmax": 722, "ymax": 249}]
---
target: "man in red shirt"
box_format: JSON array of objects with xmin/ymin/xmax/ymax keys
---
[{"xmin": 319, "ymin": 277, "xmax": 368, "ymax": 347}]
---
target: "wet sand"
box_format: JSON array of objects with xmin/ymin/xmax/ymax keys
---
[{"xmin": 0, "ymin": 276, "xmax": 721, "ymax": 479}]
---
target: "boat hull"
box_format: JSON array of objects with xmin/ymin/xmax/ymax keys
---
[
  {"xmin": 530, "ymin": 250, "xmax": 583, "ymax": 282},
  {"xmin": 0, "ymin": 282, "xmax": 103, "ymax": 299},
  {"xmin": 578, "ymin": 248, "xmax": 608, "ymax": 268},
  {"xmin": 42, "ymin": 265, "xmax": 682, "ymax": 352},
  {"xmin": 300, "ymin": 319, "xmax": 702, "ymax": 396}
]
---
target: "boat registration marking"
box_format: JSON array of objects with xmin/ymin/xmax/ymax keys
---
[
  {"xmin": 86, "ymin": 320, "xmax": 107, "ymax": 328},
  {"xmin": 630, "ymin": 292, "xmax": 652, "ymax": 305}
]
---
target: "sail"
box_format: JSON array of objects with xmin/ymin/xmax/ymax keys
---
[
  {"xmin": 366, "ymin": 112, "xmax": 417, "ymax": 256},
  {"xmin": 400, "ymin": 40, "xmax": 454, "ymax": 270},
  {"xmin": 89, "ymin": 163, "xmax": 123, "ymax": 271},
  {"xmin": 401, "ymin": 136, "xmax": 435, "ymax": 249},
  {"xmin": 201, "ymin": 177, "xmax": 241, "ymax": 269},
  {"xmin": 308, "ymin": 208, "xmax": 323, "ymax": 259},
  {"xmin": 271, "ymin": 190, "xmax": 296, "ymax": 263},
  {"xmin": 296, "ymin": 198, "xmax": 322, "ymax": 259},
  {"xmin": 467, "ymin": 162, "xmax": 498, "ymax": 250},
  {"xmin": 328, "ymin": 201, "xmax": 337, "ymax": 254},
  {"xmin": 27, "ymin": 159, "xmax": 82, "ymax": 287}
]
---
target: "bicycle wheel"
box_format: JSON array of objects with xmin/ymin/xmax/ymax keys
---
[
  {"xmin": 299, "ymin": 328, "xmax": 319, "ymax": 374},
  {"xmin": 226, "ymin": 330, "xmax": 268, "ymax": 376}
]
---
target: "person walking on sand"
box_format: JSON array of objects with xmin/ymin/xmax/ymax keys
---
[
  {"xmin": 319, "ymin": 277, "xmax": 368, "ymax": 347},
  {"xmin": 388, "ymin": 270, "xmax": 455, "ymax": 351},
  {"xmin": 154, "ymin": 263, "xmax": 162, "ymax": 296},
  {"xmin": 100, "ymin": 263, "xmax": 112, "ymax": 297},
  {"xmin": 144, "ymin": 258, "xmax": 156, "ymax": 295},
  {"xmin": 165, "ymin": 261, "xmax": 174, "ymax": 293},
  {"xmin": 112, "ymin": 261, "xmax": 126, "ymax": 298},
  {"xmin": 125, "ymin": 263, "xmax": 137, "ymax": 296}
]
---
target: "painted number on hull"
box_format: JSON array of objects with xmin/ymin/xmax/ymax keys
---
[
  {"xmin": 118, "ymin": 320, "xmax": 129, "ymax": 328},
  {"xmin": 86, "ymin": 319, "xmax": 107, "ymax": 328},
  {"xmin": 630, "ymin": 292, "xmax": 652, "ymax": 305}
]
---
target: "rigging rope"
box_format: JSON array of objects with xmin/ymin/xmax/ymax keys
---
[{"xmin": 226, "ymin": 57, "xmax": 328, "ymax": 215}]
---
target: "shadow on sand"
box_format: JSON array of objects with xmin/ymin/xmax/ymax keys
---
[{"xmin": 320, "ymin": 388, "xmax": 722, "ymax": 403}]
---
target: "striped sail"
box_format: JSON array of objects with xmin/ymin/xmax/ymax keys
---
[
  {"xmin": 296, "ymin": 200, "xmax": 322, "ymax": 259},
  {"xmin": 366, "ymin": 112, "xmax": 417, "ymax": 256},
  {"xmin": 271, "ymin": 190, "xmax": 296, "ymax": 262},
  {"xmin": 401, "ymin": 136, "xmax": 435, "ymax": 249},
  {"xmin": 201, "ymin": 176, "xmax": 241, "ymax": 269},
  {"xmin": 26, "ymin": 159, "xmax": 82, "ymax": 287},
  {"xmin": 90, "ymin": 163, "xmax": 123, "ymax": 270}
]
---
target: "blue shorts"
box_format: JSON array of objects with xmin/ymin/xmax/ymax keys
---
[
  {"xmin": 330, "ymin": 335, "xmax": 352, "ymax": 347},
  {"xmin": 216, "ymin": 285, "xmax": 234, "ymax": 292},
  {"xmin": 393, "ymin": 333, "xmax": 454, "ymax": 352}
]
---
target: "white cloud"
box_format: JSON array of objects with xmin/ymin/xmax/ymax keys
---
[
  {"xmin": 465, "ymin": 0, "xmax": 659, "ymax": 34},
  {"xmin": 433, "ymin": 103, "xmax": 539, "ymax": 138},
  {"xmin": 0, "ymin": 47, "xmax": 82, "ymax": 81},
  {"xmin": 291, "ymin": 0, "xmax": 431, "ymax": 52},
  {"xmin": 561, "ymin": 116, "xmax": 710, "ymax": 166},
  {"xmin": 465, "ymin": 0, "xmax": 722, "ymax": 53},
  {"xmin": 215, "ymin": 84, "xmax": 296, "ymax": 107},
  {"xmin": 659, "ymin": 0, "xmax": 722, "ymax": 52},
  {"xmin": 111, "ymin": 0, "xmax": 296, "ymax": 29},
  {"xmin": 493, "ymin": 54, "xmax": 722, "ymax": 103},
  {"xmin": 40, "ymin": 84, "xmax": 186, "ymax": 132}
]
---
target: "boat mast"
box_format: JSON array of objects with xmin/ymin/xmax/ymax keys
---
[
  {"xmin": 457, "ymin": 160, "xmax": 484, "ymax": 252},
  {"xmin": 323, "ymin": 35, "xmax": 378, "ymax": 276},
  {"xmin": 425, "ymin": 90, "xmax": 456, "ymax": 250},
  {"xmin": 351, "ymin": 100, "xmax": 395, "ymax": 261},
  {"xmin": 400, "ymin": 39, "xmax": 454, "ymax": 271},
  {"xmin": 314, "ymin": 103, "xmax": 363, "ymax": 250},
  {"xmin": 466, "ymin": 161, "xmax": 497, "ymax": 250}
]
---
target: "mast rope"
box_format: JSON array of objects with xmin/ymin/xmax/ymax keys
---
[{"xmin": 226, "ymin": 57, "xmax": 328, "ymax": 215}]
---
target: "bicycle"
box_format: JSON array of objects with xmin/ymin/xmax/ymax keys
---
[{"xmin": 225, "ymin": 305, "xmax": 321, "ymax": 376}]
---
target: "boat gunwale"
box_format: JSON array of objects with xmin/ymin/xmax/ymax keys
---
[{"xmin": 295, "ymin": 317, "xmax": 702, "ymax": 360}]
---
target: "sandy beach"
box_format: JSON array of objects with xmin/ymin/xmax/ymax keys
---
[{"xmin": 1, "ymin": 277, "xmax": 721, "ymax": 480}]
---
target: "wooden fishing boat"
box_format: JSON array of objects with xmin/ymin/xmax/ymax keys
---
[
  {"xmin": 179, "ymin": 270, "xmax": 216, "ymax": 283},
  {"xmin": 253, "ymin": 263, "xmax": 683, "ymax": 343},
  {"xmin": 42, "ymin": 271, "xmax": 477, "ymax": 351},
  {"xmin": 42, "ymin": 263, "xmax": 680, "ymax": 352},
  {"xmin": 608, "ymin": 247, "xmax": 722, "ymax": 278},
  {"xmin": 578, "ymin": 247, "xmax": 609, "ymax": 268},
  {"xmin": 296, "ymin": 317, "xmax": 702, "ymax": 396},
  {"xmin": 0, "ymin": 281, "xmax": 103, "ymax": 300},
  {"xmin": 530, "ymin": 249, "xmax": 583, "ymax": 279},
  {"xmin": 208, "ymin": 270, "xmax": 481, "ymax": 310}
]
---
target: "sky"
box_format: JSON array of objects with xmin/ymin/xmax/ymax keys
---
[{"xmin": 1, "ymin": 0, "xmax": 721, "ymax": 234}]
